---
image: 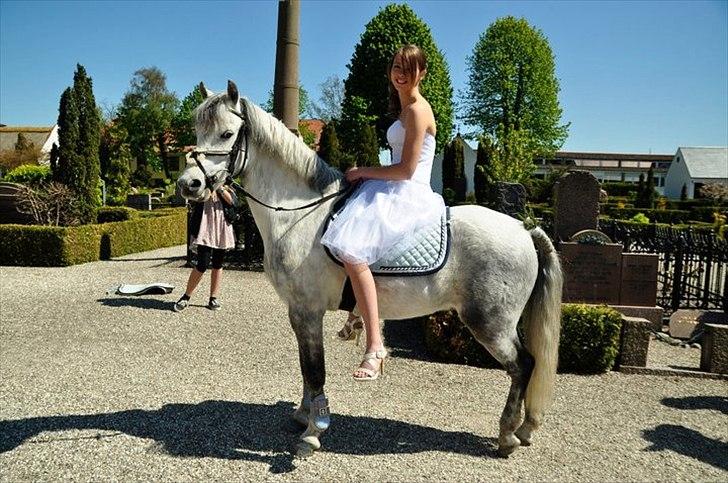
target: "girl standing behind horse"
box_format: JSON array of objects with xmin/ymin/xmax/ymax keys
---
[
  {"xmin": 321, "ymin": 44, "xmax": 445, "ymax": 381},
  {"xmin": 174, "ymin": 184, "xmax": 236, "ymax": 312}
]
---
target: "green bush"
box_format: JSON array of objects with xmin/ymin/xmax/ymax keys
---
[
  {"xmin": 602, "ymin": 182, "xmax": 638, "ymax": 197},
  {"xmin": 610, "ymin": 208, "xmax": 691, "ymax": 224},
  {"xmin": 0, "ymin": 208, "xmax": 186, "ymax": 266},
  {"xmin": 559, "ymin": 304, "xmax": 622, "ymax": 373},
  {"xmin": 97, "ymin": 206, "xmax": 139, "ymax": 223},
  {"xmin": 631, "ymin": 213, "xmax": 650, "ymax": 224},
  {"xmin": 690, "ymin": 206, "xmax": 728, "ymax": 223},
  {"xmin": 421, "ymin": 303, "xmax": 623, "ymax": 374},
  {"xmin": 3, "ymin": 164, "xmax": 52, "ymax": 186}
]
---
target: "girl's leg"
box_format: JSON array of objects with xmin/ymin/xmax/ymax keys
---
[
  {"xmin": 209, "ymin": 249, "xmax": 226, "ymax": 298},
  {"xmin": 186, "ymin": 245, "xmax": 212, "ymax": 296},
  {"xmin": 344, "ymin": 262, "xmax": 386, "ymax": 378}
]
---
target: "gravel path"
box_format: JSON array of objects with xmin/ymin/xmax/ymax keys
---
[{"xmin": 1, "ymin": 245, "xmax": 726, "ymax": 481}]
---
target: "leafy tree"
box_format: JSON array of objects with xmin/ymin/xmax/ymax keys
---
[
  {"xmin": 310, "ymin": 75, "xmax": 344, "ymax": 121},
  {"xmin": 171, "ymin": 86, "xmax": 205, "ymax": 148},
  {"xmin": 442, "ymin": 134, "xmax": 466, "ymax": 202},
  {"xmin": 340, "ymin": 3, "xmax": 453, "ymax": 152},
  {"xmin": 484, "ymin": 125, "xmax": 537, "ymax": 184},
  {"xmin": 699, "ymin": 183, "xmax": 728, "ymax": 204},
  {"xmin": 462, "ymin": 16, "xmax": 569, "ymax": 158},
  {"xmin": 298, "ymin": 121, "xmax": 317, "ymax": 148},
  {"xmin": 117, "ymin": 67, "xmax": 179, "ymax": 181},
  {"xmin": 14, "ymin": 133, "xmax": 34, "ymax": 152},
  {"xmin": 264, "ymin": 84, "xmax": 312, "ymax": 118},
  {"xmin": 318, "ymin": 121, "xmax": 343, "ymax": 169}
]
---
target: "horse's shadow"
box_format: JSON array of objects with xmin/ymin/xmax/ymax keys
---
[{"xmin": 0, "ymin": 400, "xmax": 497, "ymax": 474}]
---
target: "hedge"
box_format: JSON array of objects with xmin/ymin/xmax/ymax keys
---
[
  {"xmin": 2, "ymin": 164, "xmax": 52, "ymax": 186},
  {"xmin": 602, "ymin": 182, "xmax": 638, "ymax": 197},
  {"xmin": 608, "ymin": 208, "xmax": 692, "ymax": 224},
  {"xmin": 0, "ymin": 208, "xmax": 186, "ymax": 266},
  {"xmin": 421, "ymin": 303, "xmax": 623, "ymax": 374}
]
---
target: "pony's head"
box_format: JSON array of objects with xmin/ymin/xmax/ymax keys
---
[{"xmin": 177, "ymin": 80, "xmax": 247, "ymax": 202}]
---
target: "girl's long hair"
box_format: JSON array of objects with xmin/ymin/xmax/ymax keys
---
[{"xmin": 387, "ymin": 44, "xmax": 428, "ymax": 118}]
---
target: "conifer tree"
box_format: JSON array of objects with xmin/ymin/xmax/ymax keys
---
[
  {"xmin": 474, "ymin": 136, "xmax": 496, "ymax": 205},
  {"xmin": 442, "ymin": 135, "xmax": 466, "ymax": 202},
  {"xmin": 56, "ymin": 87, "xmax": 81, "ymax": 186},
  {"xmin": 14, "ymin": 133, "xmax": 34, "ymax": 152},
  {"xmin": 73, "ymin": 64, "xmax": 101, "ymax": 216},
  {"xmin": 318, "ymin": 121, "xmax": 342, "ymax": 170},
  {"xmin": 355, "ymin": 124, "xmax": 381, "ymax": 168}
]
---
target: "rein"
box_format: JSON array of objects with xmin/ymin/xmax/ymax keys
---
[{"xmin": 192, "ymin": 101, "xmax": 352, "ymax": 212}]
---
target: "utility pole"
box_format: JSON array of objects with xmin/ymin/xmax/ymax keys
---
[{"xmin": 273, "ymin": 0, "xmax": 300, "ymax": 133}]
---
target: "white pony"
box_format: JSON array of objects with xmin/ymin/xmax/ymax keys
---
[{"xmin": 177, "ymin": 81, "xmax": 563, "ymax": 458}]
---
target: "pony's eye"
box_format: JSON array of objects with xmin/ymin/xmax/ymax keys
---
[{"xmin": 221, "ymin": 131, "xmax": 234, "ymax": 139}]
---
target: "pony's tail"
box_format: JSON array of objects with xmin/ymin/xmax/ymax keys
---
[{"xmin": 521, "ymin": 227, "xmax": 562, "ymax": 429}]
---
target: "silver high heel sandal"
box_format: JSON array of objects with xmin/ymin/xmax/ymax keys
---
[{"xmin": 352, "ymin": 349, "xmax": 388, "ymax": 381}]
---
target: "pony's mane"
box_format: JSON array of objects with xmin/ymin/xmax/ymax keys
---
[{"xmin": 195, "ymin": 93, "xmax": 342, "ymax": 193}]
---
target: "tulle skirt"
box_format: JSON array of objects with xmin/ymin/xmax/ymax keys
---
[{"xmin": 321, "ymin": 179, "xmax": 445, "ymax": 265}]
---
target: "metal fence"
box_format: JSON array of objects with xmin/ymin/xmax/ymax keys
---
[{"xmin": 600, "ymin": 220, "xmax": 728, "ymax": 314}]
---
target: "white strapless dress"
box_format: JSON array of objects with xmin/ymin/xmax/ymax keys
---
[{"xmin": 320, "ymin": 120, "xmax": 445, "ymax": 265}]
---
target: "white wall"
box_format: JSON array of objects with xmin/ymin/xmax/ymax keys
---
[{"xmin": 664, "ymin": 150, "xmax": 693, "ymax": 198}]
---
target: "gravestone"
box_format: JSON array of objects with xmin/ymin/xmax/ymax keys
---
[
  {"xmin": 126, "ymin": 193, "xmax": 152, "ymax": 211},
  {"xmin": 559, "ymin": 241, "xmax": 623, "ymax": 304},
  {"xmin": 620, "ymin": 253, "xmax": 659, "ymax": 306},
  {"xmin": 494, "ymin": 182, "xmax": 526, "ymax": 218},
  {"xmin": 554, "ymin": 171, "xmax": 600, "ymax": 241}
]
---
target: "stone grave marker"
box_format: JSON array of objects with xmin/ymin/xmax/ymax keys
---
[
  {"xmin": 620, "ymin": 253, "xmax": 659, "ymax": 306},
  {"xmin": 559, "ymin": 241, "xmax": 623, "ymax": 304},
  {"xmin": 554, "ymin": 170, "xmax": 600, "ymax": 241},
  {"xmin": 494, "ymin": 182, "xmax": 527, "ymax": 218}
]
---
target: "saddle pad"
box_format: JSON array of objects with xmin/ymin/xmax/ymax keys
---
[
  {"xmin": 326, "ymin": 207, "xmax": 451, "ymax": 276},
  {"xmin": 107, "ymin": 283, "xmax": 175, "ymax": 296}
]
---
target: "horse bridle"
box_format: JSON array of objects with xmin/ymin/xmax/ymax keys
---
[{"xmin": 189, "ymin": 100, "xmax": 351, "ymax": 212}]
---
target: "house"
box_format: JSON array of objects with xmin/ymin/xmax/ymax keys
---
[
  {"xmin": 0, "ymin": 125, "xmax": 59, "ymax": 164},
  {"xmin": 663, "ymin": 147, "xmax": 728, "ymax": 199},
  {"xmin": 534, "ymin": 151, "xmax": 673, "ymax": 195}
]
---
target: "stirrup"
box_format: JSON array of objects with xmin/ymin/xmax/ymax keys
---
[
  {"xmin": 353, "ymin": 349, "xmax": 388, "ymax": 382},
  {"xmin": 337, "ymin": 315, "xmax": 363, "ymax": 345}
]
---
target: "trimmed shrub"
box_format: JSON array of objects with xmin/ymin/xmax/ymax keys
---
[
  {"xmin": 559, "ymin": 304, "xmax": 622, "ymax": 373},
  {"xmin": 610, "ymin": 208, "xmax": 691, "ymax": 224},
  {"xmin": 97, "ymin": 206, "xmax": 139, "ymax": 224},
  {"xmin": 3, "ymin": 164, "xmax": 52, "ymax": 186},
  {"xmin": 602, "ymin": 182, "xmax": 638, "ymax": 197},
  {"xmin": 0, "ymin": 208, "xmax": 186, "ymax": 266},
  {"xmin": 422, "ymin": 303, "xmax": 623, "ymax": 374}
]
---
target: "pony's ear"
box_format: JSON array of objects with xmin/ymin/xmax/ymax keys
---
[
  {"xmin": 227, "ymin": 80, "xmax": 240, "ymax": 106},
  {"xmin": 199, "ymin": 82, "xmax": 214, "ymax": 99}
]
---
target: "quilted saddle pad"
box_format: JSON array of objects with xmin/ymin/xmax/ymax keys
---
[{"xmin": 325, "ymin": 207, "xmax": 451, "ymax": 276}]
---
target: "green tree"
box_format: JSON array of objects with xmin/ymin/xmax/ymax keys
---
[
  {"xmin": 353, "ymin": 124, "xmax": 381, "ymax": 168},
  {"xmin": 442, "ymin": 134, "xmax": 466, "ymax": 202},
  {"xmin": 636, "ymin": 166, "xmax": 656, "ymax": 208},
  {"xmin": 99, "ymin": 122, "xmax": 132, "ymax": 205},
  {"xmin": 117, "ymin": 67, "xmax": 179, "ymax": 181},
  {"xmin": 340, "ymin": 3, "xmax": 454, "ymax": 152},
  {"xmin": 171, "ymin": 86, "xmax": 205, "ymax": 148},
  {"xmin": 474, "ymin": 135, "xmax": 497, "ymax": 205},
  {"xmin": 318, "ymin": 121, "xmax": 343, "ymax": 169},
  {"xmin": 73, "ymin": 64, "xmax": 102, "ymax": 217},
  {"xmin": 56, "ymin": 87, "xmax": 81, "ymax": 186},
  {"xmin": 488, "ymin": 124, "xmax": 537, "ymax": 184},
  {"xmin": 462, "ymin": 16, "xmax": 569, "ymax": 158}
]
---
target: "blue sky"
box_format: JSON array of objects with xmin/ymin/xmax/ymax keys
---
[{"xmin": 1, "ymin": 0, "xmax": 726, "ymax": 155}]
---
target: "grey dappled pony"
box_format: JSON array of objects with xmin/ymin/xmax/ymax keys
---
[{"xmin": 177, "ymin": 80, "xmax": 563, "ymax": 458}]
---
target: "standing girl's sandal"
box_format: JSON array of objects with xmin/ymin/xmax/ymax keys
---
[
  {"xmin": 353, "ymin": 349, "xmax": 388, "ymax": 381},
  {"xmin": 337, "ymin": 315, "xmax": 364, "ymax": 344}
]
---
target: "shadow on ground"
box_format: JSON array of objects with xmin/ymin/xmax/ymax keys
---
[
  {"xmin": 382, "ymin": 317, "xmax": 432, "ymax": 362},
  {"xmin": 0, "ymin": 400, "xmax": 497, "ymax": 474},
  {"xmin": 642, "ymin": 395, "xmax": 728, "ymax": 471},
  {"xmin": 97, "ymin": 297, "xmax": 173, "ymax": 311}
]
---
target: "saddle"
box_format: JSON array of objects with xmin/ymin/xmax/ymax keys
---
[{"xmin": 323, "ymin": 191, "xmax": 451, "ymax": 311}]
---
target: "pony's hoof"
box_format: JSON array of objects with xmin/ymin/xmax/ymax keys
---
[
  {"xmin": 295, "ymin": 438, "xmax": 319, "ymax": 459},
  {"xmin": 497, "ymin": 434, "xmax": 521, "ymax": 457},
  {"xmin": 515, "ymin": 426, "xmax": 533, "ymax": 446}
]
